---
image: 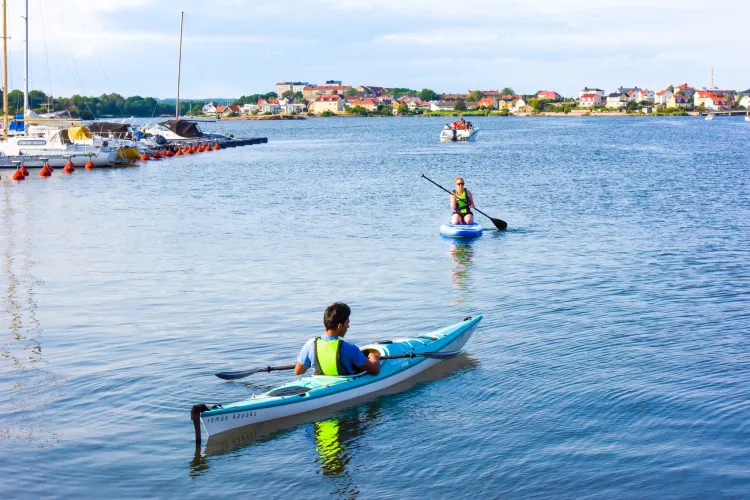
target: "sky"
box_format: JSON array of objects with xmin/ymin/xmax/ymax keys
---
[{"xmin": 5, "ymin": 0, "xmax": 750, "ymax": 99}]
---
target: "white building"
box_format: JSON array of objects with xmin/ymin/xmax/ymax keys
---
[
  {"xmin": 606, "ymin": 93, "xmax": 628, "ymax": 108},
  {"xmin": 578, "ymin": 93, "xmax": 602, "ymax": 107},
  {"xmin": 635, "ymin": 89, "xmax": 655, "ymax": 103},
  {"xmin": 275, "ymin": 81, "xmax": 310, "ymax": 96},
  {"xmin": 738, "ymin": 94, "xmax": 750, "ymax": 109},
  {"xmin": 262, "ymin": 103, "xmax": 282, "ymax": 114},
  {"xmin": 578, "ymin": 87, "xmax": 605, "ymax": 99},
  {"xmin": 240, "ymin": 104, "xmax": 259, "ymax": 114},
  {"xmin": 430, "ymin": 100, "xmax": 455, "ymax": 111},
  {"xmin": 202, "ymin": 101, "xmax": 218, "ymax": 114},
  {"xmin": 654, "ymin": 89, "xmax": 673, "ymax": 106}
]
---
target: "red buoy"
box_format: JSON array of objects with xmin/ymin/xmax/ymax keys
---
[
  {"xmin": 63, "ymin": 161, "xmax": 75, "ymax": 174},
  {"xmin": 85, "ymin": 159, "xmax": 95, "ymax": 170},
  {"xmin": 175, "ymin": 149, "xmax": 183, "ymax": 156},
  {"xmin": 20, "ymin": 165, "xmax": 29, "ymax": 176},
  {"xmin": 140, "ymin": 153, "xmax": 149, "ymax": 161},
  {"xmin": 213, "ymin": 143, "xmax": 221, "ymax": 150},
  {"xmin": 185, "ymin": 148, "xmax": 194, "ymax": 155},
  {"xmin": 40, "ymin": 167, "xmax": 51, "ymax": 177},
  {"xmin": 165, "ymin": 149, "xmax": 174, "ymax": 158},
  {"xmin": 44, "ymin": 162, "xmax": 53, "ymax": 172},
  {"xmin": 12, "ymin": 169, "xmax": 24, "ymax": 181}
]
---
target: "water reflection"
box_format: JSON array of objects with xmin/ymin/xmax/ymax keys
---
[
  {"xmin": 449, "ymin": 241, "xmax": 474, "ymax": 299},
  {"xmin": 192, "ymin": 355, "xmax": 480, "ymax": 490},
  {"xmin": 1, "ymin": 184, "xmax": 57, "ymax": 448}
]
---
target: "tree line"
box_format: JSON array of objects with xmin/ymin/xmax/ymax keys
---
[{"xmin": 1, "ymin": 89, "xmax": 201, "ymax": 118}]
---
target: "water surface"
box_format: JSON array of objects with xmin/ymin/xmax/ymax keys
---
[{"xmin": 2, "ymin": 116, "xmax": 749, "ymax": 498}]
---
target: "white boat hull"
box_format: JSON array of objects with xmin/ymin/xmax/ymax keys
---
[{"xmin": 440, "ymin": 128, "xmax": 479, "ymax": 142}]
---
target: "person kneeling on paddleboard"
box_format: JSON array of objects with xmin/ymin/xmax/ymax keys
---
[
  {"xmin": 295, "ymin": 302, "xmax": 381, "ymax": 376},
  {"xmin": 451, "ymin": 177, "xmax": 475, "ymax": 225}
]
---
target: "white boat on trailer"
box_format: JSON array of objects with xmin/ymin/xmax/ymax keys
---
[{"xmin": 191, "ymin": 315, "xmax": 481, "ymax": 441}]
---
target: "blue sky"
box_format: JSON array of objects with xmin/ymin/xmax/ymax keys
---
[{"xmin": 7, "ymin": 0, "xmax": 750, "ymax": 99}]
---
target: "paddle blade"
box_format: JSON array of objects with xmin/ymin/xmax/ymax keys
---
[
  {"xmin": 490, "ymin": 217, "xmax": 507, "ymax": 231},
  {"xmin": 215, "ymin": 369, "xmax": 261, "ymax": 380}
]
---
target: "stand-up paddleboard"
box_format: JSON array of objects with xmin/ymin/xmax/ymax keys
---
[{"xmin": 440, "ymin": 223, "xmax": 483, "ymax": 238}]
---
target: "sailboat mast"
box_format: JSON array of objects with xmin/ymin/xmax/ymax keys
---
[
  {"xmin": 23, "ymin": 0, "xmax": 28, "ymax": 115},
  {"xmin": 2, "ymin": 0, "xmax": 8, "ymax": 140},
  {"xmin": 176, "ymin": 11, "xmax": 183, "ymax": 119}
]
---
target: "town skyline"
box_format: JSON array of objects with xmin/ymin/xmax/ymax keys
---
[{"xmin": 3, "ymin": 0, "xmax": 749, "ymax": 99}]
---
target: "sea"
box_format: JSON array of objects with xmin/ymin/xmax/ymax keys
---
[{"xmin": 1, "ymin": 116, "xmax": 749, "ymax": 498}]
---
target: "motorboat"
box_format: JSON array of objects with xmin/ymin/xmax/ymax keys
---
[
  {"xmin": 705, "ymin": 113, "xmax": 715, "ymax": 121},
  {"xmin": 0, "ymin": 124, "xmax": 119, "ymax": 168},
  {"xmin": 440, "ymin": 124, "xmax": 479, "ymax": 142},
  {"xmin": 141, "ymin": 119, "xmax": 229, "ymax": 146}
]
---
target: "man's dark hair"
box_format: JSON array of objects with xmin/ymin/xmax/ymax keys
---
[{"xmin": 324, "ymin": 302, "xmax": 351, "ymax": 331}]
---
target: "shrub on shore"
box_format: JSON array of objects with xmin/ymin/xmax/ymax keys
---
[{"xmin": 320, "ymin": 110, "xmax": 335, "ymax": 117}]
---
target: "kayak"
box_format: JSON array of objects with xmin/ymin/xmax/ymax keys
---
[
  {"xmin": 440, "ymin": 222, "xmax": 483, "ymax": 238},
  {"xmin": 193, "ymin": 315, "xmax": 482, "ymax": 438}
]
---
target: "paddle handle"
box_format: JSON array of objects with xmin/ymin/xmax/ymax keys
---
[{"xmin": 422, "ymin": 174, "xmax": 454, "ymax": 195}]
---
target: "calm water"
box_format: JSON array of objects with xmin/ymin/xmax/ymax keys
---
[{"xmin": 2, "ymin": 116, "xmax": 749, "ymax": 498}]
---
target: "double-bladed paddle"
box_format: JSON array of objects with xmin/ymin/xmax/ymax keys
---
[
  {"xmin": 421, "ymin": 174, "xmax": 508, "ymax": 231},
  {"xmin": 215, "ymin": 350, "xmax": 463, "ymax": 381}
]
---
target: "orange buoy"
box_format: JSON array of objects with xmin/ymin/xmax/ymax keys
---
[
  {"xmin": 63, "ymin": 161, "xmax": 75, "ymax": 174},
  {"xmin": 140, "ymin": 153, "xmax": 149, "ymax": 161},
  {"xmin": 213, "ymin": 143, "xmax": 221, "ymax": 150},
  {"xmin": 20, "ymin": 165, "xmax": 30, "ymax": 175},
  {"xmin": 12, "ymin": 169, "xmax": 24, "ymax": 181},
  {"xmin": 186, "ymin": 148, "xmax": 193, "ymax": 155},
  {"xmin": 44, "ymin": 162, "xmax": 53, "ymax": 172},
  {"xmin": 85, "ymin": 159, "xmax": 95, "ymax": 170},
  {"xmin": 175, "ymin": 149, "xmax": 183, "ymax": 156},
  {"xmin": 40, "ymin": 167, "xmax": 51, "ymax": 177},
  {"xmin": 165, "ymin": 149, "xmax": 174, "ymax": 158}
]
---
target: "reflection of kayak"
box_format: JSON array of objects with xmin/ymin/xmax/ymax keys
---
[
  {"xmin": 197, "ymin": 316, "xmax": 482, "ymax": 437},
  {"xmin": 440, "ymin": 222, "xmax": 483, "ymax": 238}
]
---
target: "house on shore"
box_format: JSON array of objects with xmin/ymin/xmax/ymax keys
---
[
  {"xmin": 578, "ymin": 87, "xmax": 605, "ymax": 99},
  {"xmin": 311, "ymin": 94, "xmax": 345, "ymax": 114},
  {"xmin": 537, "ymin": 90, "xmax": 561, "ymax": 101},
  {"xmin": 635, "ymin": 89, "xmax": 655, "ymax": 103},
  {"xmin": 202, "ymin": 101, "xmax": 218, "ymax": 114},
  {"xmin": 349, "ymin": 99, "xmax": 379, "ymax": 111},
  {"xmin": 667, "ymin": 94, "xmax": 692, "ymax": 109},
  {"xmin": 216, "ymin": 105, "xmax": 241, "ymax": 116},
  {"xmin": 654, "ymin": 89, "xmax": 673, "ymax": 106},
  {"xmin": 606, "ymin": 93, "xmax": 628, "ymax": 108},
  {"xmin": 240, "ymin": 104, "xmax": 259, "ymax": 114},
  {"xmin": 430, "ymin": 100, "xmax": 455, "ymax": 111},
  {"xmin": 578, "ymin": 93, "xmax": 602, "ymax": 107},
  {"xmin": 694, "ymin": 91, "xmax": 729, "ymax": 110},
  {"xmin": 303, "ymin": 85, "xmax": 352, "ymax": 100},
  {"xmin": 674, "ymin": 83, "xmax": 695, "ymax": 99},
  {"xmin": 275, "ymin": 82, "xmax": 309, "ymax": 96},
  {"xmin": 738, "ymin": 92, "xmax": 750, "ymax": 109},
  {"xmin": 477, "ymin": 97, "xmax": 498, "ymax": 108}
]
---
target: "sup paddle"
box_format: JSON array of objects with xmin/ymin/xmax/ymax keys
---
[
  {"xmin": 421, "ymin": 174, "xmax": 507, "ymax": 230},
  {"xmin": 215, "ymin": 350, "xmax": 463, "ymax": 381}
]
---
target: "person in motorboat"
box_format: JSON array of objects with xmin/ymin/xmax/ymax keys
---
[
  {"xmin": 458, "ymin": 117, "xmax": 466, "ymax": 129},
  {"xmin": 295, "ymin": 302, "xmax": 381, "ymax": 376},
  {"xmin": 451, "ymin": 177, "xmax": 475, "ymax": 225}
]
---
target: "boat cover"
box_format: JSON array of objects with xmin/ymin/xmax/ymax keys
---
[
  {"xmin": 68, "ymin": 126, "xmax": 92, "ymax": 140},
  {"xmin": 88, "ymin": 122, "xmax": 130, "ymax": 135},
  {"xmin": 9, "ymin": 114, "xmax": 24, "ymax": 132},
  {"xmin": 160, "ymin": 119, "xmax": 203, "ymax": 138}
]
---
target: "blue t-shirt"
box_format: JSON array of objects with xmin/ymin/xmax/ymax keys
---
[{"xmin": 296, "ymin": 336, "xmax": 367, "ymax": 375}]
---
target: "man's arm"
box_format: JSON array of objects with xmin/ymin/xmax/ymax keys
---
[
  {"xmin": 358, "ymin": 352, "xmax": 381, "ymax": 376},
  {"xmin": 295, "ymin": 362, "xmax": 309, "ymax": 375},
  {"xmin": 295, "ymin": 339, "xmax": 314, "ymax": 375}
]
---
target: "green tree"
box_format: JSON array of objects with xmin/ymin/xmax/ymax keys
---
[
  {"xmin": 397, "ymin": 102, "xmax": 409, "ymax": 115},
  {"xmin": 667, "ymin": 85, "xmax": 674, "ymax": 93},
  {"xmin": 469, "ymin": 90, "xmax": 484, "ymax": 102},
  {"xmin": 320, "ymin": 110, "xmax": 335, "ymax": 117},
  {"xmin": 419, "ymin": 88, "xmax": 439, "ymax": 101},
  {"xmin": 345, "ymin": 88, "xmax": 359, "ymax": 97},
  {"xmin": 529, "ymin": 98, "xmax": 542, "ymax": 113},
  {"xmin": 500, "ymin": 87, "xmax": 514, "ymax": 97},
  {"xmin": 282, "ymin": 90, "xmax": 295, "ymax": 100},
  {"xmin": 392, "ymin": 88, "xmax": 417, "ymax": 98},
  {"xmin": 294, "ymin": 91, "xmax": 304, "ymax": 100},
  {"xmin": 455, "ymin": 98, "xmax": 466, "ymax": 111}
]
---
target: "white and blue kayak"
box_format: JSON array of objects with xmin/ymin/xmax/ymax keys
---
[
  {"xmin": 194, "ymin": 316, "xmax": 481, "ymax": 438},
  {"xmin": 440, "ymin": 222, "xmax": 483, "ymax": 238}
]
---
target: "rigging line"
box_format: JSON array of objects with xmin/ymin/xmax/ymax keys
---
[
  {"xmin": 57, "ymin": 11, "xmax": 85, "ymax": 96},
  {"xmin": 67, "ymin": 0, "xmax": 125, "ymax": 118},
  {"xmin": 37, "ymin": 0, "xmax": 54, "ymax": 101}
]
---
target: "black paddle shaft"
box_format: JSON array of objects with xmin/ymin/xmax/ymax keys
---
[{"xmin": 421, "ymin": 174, "xmax": 507, "ymax": 230}]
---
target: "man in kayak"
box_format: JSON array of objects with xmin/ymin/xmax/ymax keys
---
[
  {"xmin": 295, "ymin": 302, "xmax": 381, "ymax": 376},
  {"xmin": 451, "ymin": 177, "xmax": 475, "ymax": 225}
]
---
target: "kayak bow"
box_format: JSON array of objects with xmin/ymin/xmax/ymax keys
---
[{"xmin": 191, "ymin": 315, "xmax": 481, "ymax": 442}]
